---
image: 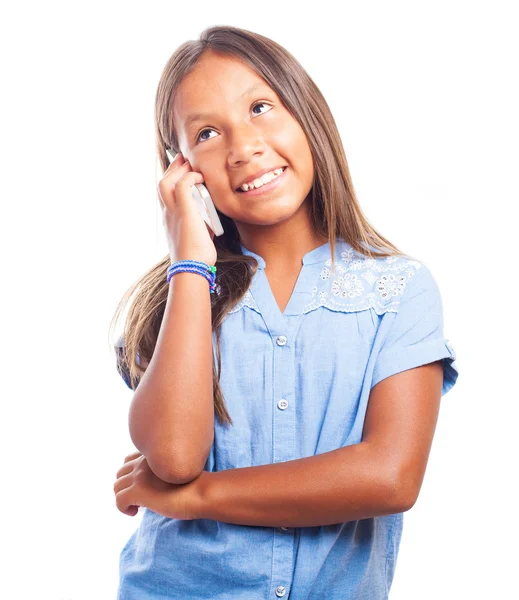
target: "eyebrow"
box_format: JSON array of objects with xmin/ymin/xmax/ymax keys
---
[{"xmin": 184, "ymin": 82, "xmax": 267, "ymax": 129}]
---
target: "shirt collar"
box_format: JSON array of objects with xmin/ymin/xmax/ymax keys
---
[{"xmin": 239, "ymin": 237, "xmax": 347, "ymax": 270}]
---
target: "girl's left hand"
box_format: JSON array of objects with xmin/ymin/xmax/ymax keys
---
[{"xmin": 113, "ymin": 451, "xmax": 202, "ymax": 520}]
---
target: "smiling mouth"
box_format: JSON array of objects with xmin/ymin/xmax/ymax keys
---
[{"xmin": 235, "ymin": 166, "xmax": 288, "ymax": 194}]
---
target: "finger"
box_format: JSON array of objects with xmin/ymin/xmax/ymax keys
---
[
  {"xmin": 115, "ymin": 452, "xmax": 141, "ymax": 479},
  {"xmin": 115, "ymin": 487, "xmax": 141, "ymax": 516},
  {"xmin": 158, "ymin": 169, "xmax": 205, "ymax": 211},
  {"xmin": 157, "ymin": 155, "xmax": 185, "ymax": 208},
  {"xmin": 116, "ymin": 462, "xmax": 134, "ymax": 479},
  {"xmin": 124, "ymin": 451, "xmax": 142, "ymax": 463},
  {"xmin": 164, "ymin": 151, "xmax": 185, "ymax": 173},
  {"xmin": 173, "ymin": 170, "xmax": 205, "ymax": 207},
  {"xmin": 157, "ymin": 161, "xmax": 199, "ymax": 209},
  {"xmin": 113, "ymin": 472, "xmax": 133, "ymax": 495},
  {"xmin": 165, "ymin": 148, "xmax": 181, "ymax": 166}
]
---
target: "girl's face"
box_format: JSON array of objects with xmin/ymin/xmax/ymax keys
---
[{"xmin": 173, "ymin": 52, "xmax": 315, "ymax": 230}]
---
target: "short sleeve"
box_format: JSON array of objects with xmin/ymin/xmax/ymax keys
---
[
  {"xmin": 371, "ymin": 265, "xmax": 459, "ymax": 396},
  {"xmin": 114, "ymin": 335, "xmax": 141, "ymax": 391}
]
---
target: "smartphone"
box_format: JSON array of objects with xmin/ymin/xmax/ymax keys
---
[{"xmin": 165, "ymin": 148, "xmax": 224, "ymax": 237}]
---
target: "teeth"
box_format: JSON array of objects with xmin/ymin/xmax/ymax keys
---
[{"xmin": 239, "ymin": 168, "xmax": 284, "ymax": 191}]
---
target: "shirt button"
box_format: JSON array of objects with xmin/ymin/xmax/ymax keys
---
[
  {"xmin": 275, "ymin": 586, "xmax": 286, "ymax": 597},
  {"xmin": 277, "ymin": 399, "xmax": 289, "ymax": 410},
  {"xmin": 276, "ymin": 335, "xmax": 287, "ymax": 346}
]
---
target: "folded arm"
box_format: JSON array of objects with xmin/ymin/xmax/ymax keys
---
[{"xmin": 193, "ymin": 362, "xmax": 444, "ymax": 527}]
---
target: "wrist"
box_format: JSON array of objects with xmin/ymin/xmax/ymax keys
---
[{"xmin": 167, "ymin": 261, "xmax": 217, "ymax": 293}]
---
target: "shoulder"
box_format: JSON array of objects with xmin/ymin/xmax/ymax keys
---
[{"xmin": 305, "ymin": 242, "xmax": 429, "ymax": 315}]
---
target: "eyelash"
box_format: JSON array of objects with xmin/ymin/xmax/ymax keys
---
[{"xmin": 195, "ymin": 101, "xmax": 273, "ymax": 144}]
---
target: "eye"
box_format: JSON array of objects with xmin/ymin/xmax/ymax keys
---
[
  {"xmin": 251, "ymin": 101, "xmax": 272, "ymax": 116},
  {"xmin": 195, "ymin": 101, "xmax": 273, "ymax": 144}
]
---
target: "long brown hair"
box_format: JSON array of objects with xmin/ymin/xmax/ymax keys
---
[{"xmin": 109, "ymin": 24, "xmax": 412, "ymax": 427}]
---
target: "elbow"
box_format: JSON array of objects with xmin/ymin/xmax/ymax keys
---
[
  {"xmin": 391, "ymin": 488, "xmax": 418, "ymax": 513},
  {"xmin": 385, "ymin": 466, "xmax": 420, "ymax": 513},
  {"xmin": 146, "ymin": 449, "xmax": 208, "ymax": 485}
]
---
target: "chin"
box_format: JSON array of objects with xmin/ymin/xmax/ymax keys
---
[{"xmin": 241, "ymin": 206, "xmax": 304, "ymax": 227}]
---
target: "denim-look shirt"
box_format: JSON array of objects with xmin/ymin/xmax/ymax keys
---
[{"xmin": 115, "ymin": 237, "xmax": 459, "ymax": 600}]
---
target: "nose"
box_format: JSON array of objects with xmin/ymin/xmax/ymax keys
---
[{"xmin": 227, "ymin": 123, "xmax": 266, "ymax": 166}]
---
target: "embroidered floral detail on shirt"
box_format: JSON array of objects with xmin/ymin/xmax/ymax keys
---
[
  {"xmin": 330, "ymin": 272, "xmax": 364, "ymax": 299},
  {"xmin": 305, "ymin": 247, "xmax": 423, "ymax": 315},
  {"xmin": 227, "ymin": 288, "xmax": 261, "ymax": 315},
  {"xmin": 223, "ymin": 243, "xmax": 424, "ymax": 317},
  {"xmin": 377, "ymin": 273, "xmax": 408, "ymax": 300},
  {"xmin": 361, "ymin": 270, "xmax": 378, "ymax": 285},
  {"xmin": 341, "ymin": 248, "xmax": 355, "ymax": 263}
]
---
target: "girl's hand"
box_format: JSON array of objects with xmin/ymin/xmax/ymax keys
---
[
  {"xmin": 113, "ymin": 450, "xmax": 201, "ymax": 520},
  {"xmin": 158, "ymin": 152, "xmax": 217, "ymax": 267}
]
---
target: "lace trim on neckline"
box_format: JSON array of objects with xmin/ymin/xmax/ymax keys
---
[
  {"xmin": 226, "ymin": 248, "xmax": 424, "ymax": 316},
  {"xmin": 303, "ymin": 250, "xmax": 423, "ymax": 315},
  {"xmin": 227, "ymin": 289, "xmax": 261, "ymax": 315}
]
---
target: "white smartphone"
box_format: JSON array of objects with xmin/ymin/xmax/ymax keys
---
[{"xmin": 165, "ymin": 148, "xmax": 224, "ymax": 237}]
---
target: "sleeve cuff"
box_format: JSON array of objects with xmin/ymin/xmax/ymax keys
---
[{"xmin": 371, "ymin": 337, "xmax": 459, "ymax": 397}]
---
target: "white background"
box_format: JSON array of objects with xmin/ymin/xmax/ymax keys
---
[{"xmin": 2, "ymin": 1, "xmax": 517, "ymax": 598}]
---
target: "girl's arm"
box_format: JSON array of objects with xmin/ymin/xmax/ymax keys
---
[
  {"xmin": 191, "ymin": 362, "xmax": 443, "ymax": 526},
  {"xmin": 128, "ymin": 272, "xmax": 214, "ymax": 485}
]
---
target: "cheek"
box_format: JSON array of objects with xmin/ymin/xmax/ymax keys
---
[
  {"xmin": 273, "ymin": 119, "xmax": 310, "ymax": 162},
  {"xmin": 190, "ymin": 156, "xmax": 222, "ymax": 188},
  {"xmin": 269, "ymin": 118, "xmax": 298, "ymax": 149},
  {"xmin": 290, "ymin": 128, "xmax": 313, "ymax": 174}
]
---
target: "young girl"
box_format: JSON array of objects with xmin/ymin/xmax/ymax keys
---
[{"xmin": 111, "ymin": 25, "xmax": 459, "ymax": 600}]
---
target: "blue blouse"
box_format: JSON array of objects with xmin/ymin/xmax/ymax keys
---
[{"xmin": 115, "ymin": 237, "xmax": 459, "ymax": 600}]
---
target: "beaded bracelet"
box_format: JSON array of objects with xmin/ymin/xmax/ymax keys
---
[
  {"xmin": 167, "ymin": 261, "xmax": 216, "ymax": 292},
  {"xmin": 167, "ymin": 260, "xmax": 217, "ymax": 294}
]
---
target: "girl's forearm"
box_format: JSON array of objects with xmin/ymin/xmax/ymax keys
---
[
  {"xmin": 192, "ymin": 443, "xmax": 410, "ymax": 527},
  {"xmin": 128, "ymin": 272, "xmax": 214, "ymax": 485}
]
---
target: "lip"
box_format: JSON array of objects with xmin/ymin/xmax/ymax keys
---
[
  {"xmin": 235, "ymin": 166, "xmax": 287, "ymax": 190},
  {"xmin": 235, "ymin": 167, "xmax": 288, "ymax": 197}
]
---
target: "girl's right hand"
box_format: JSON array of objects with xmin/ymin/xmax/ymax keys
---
[{"xmin": 157, "ymin": 152, "xmax": 217, "ymax": 267}]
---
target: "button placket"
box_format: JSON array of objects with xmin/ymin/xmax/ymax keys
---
[{"xmin": 271, "ymin": 328, "xmax": 295, "ymax": 600}]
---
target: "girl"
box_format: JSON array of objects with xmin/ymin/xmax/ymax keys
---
[{"xmin": 111, "ymin": 25, "xmax": 459, "ymax": 600}]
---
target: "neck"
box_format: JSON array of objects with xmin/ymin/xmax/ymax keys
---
[{"xmin": 236, "ymin": 200, "xmax": 328, "ymax": 271}]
